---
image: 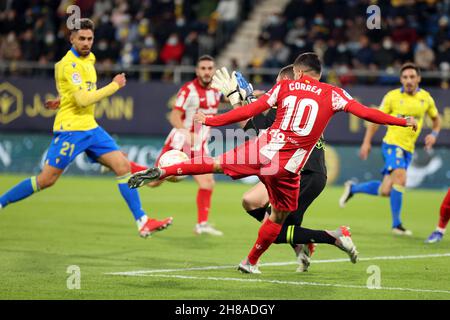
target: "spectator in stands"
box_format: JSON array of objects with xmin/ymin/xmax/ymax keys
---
[
  {"xmin": 414, "ymin": 39, "xmax": 435, "ymax": 70},
  {"xmin": 371, "ymin": 39, "xmax": 396, "ymax": 70},
  {"xmin": 396, "ymin": 41, "xmax": 414, "ymax": 65},
  {"xmin": 263, "ymin": 40, "xmax": 290, "ymax": 69},
  {"xmin": 262, "ymin": 13, "xmax": 287, "ymax": 42},
  {"xmin": 353, "ymin": 35, "xmax": 374, "ymax": 68},
  {"xmin": 285, "ymin": 17, "xmax": 308, "ymax": 46},
  {"xmin": 160, "ymin": 33, "xmax": 185, "ymax": 65},
  {"xmin": 216, "ymin": 0, "xmax": 240, "ymax": 47},
  {"xmin": 183, "ymin": 31, "xmax": 200, "ymax": 65},
  {"xmin": 0, "ymin": 31, "xmax": 21, "ymax": 61}
]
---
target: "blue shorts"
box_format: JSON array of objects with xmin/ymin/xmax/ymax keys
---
[
  {"xmin": 381, "ymin": 142, "xmax": 413, "ymax": 175},
  {"xmin": 45, "ymin": 126, "xmax": 119, "ymax": 170}
]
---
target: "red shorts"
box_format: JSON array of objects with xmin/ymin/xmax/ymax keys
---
[{"xmin": 219, "ymin": 138, "xmax": 300, "ymax": 212}]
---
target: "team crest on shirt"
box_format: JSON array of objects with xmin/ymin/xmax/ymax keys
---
[
  {"xmin": 331, "ymin": 90, "xmax": 348, "ymax": 111},
  {"xmin": 71, "ymin": 72, "xmax": 82, "ymax": 85}
]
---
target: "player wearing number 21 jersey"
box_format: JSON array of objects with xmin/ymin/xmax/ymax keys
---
[{"xmin": 129, "ymin": 53, "xmax": 416, "ymax": 273}]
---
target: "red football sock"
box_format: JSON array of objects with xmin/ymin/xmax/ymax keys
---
[
  {"xmin": 130, "ymin": 161, "xmax": 148, "ymax": 174},
  {"xmin": 247, "ymin": 219, "xmax": 282, "ymax": 265},
  {"xmin": 161, "ymin": 157, "xmax": 215, "ymax": 179},
  {"xmin": 197, "ymin": 188, "xmax": 212, "ymax": 224},
  {"xmin": 438, "ymin": 189, "xmax": 450, "ymax": 230}
]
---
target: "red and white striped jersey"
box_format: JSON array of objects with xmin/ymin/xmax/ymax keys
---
[
  {"xmin": 257, "ymin": 76, "xmax": 356, "ymax": 173},
  {"xmin": 173, "ymin": 78, "xmax": 221, "ymax": 133},
  {"xmin": 205, "ymin": 75, "xmax": 408, "ymax": 174}
]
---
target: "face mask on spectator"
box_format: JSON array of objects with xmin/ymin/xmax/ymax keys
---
[
  {"xmin": 145, "ymin": 37, "xmax": 155, "ymax": 47},
  {"xmin": 383, "ymin": 40, "xmax": 393, "ymax": 50},
  {"xmin": 168, "ymin": 36, "xmax": 178, "ymax": 45},
  {"xmin": 98, "ymin": 40, "xmax": 108, "ymax": 51},
  {"xmin": 295, "ymin": 39, "xmax": 306, "ymax": 48},
  {"xmin": 334, "ymin": 19, "xmax": 343, "ymax": 27},
  {"xmin": 268, "ymin": 15, "xmax": 279, "ymax": 24},
  {"xmin": 314, "ymin": 17, "xmax": 324, "ymax": 25},
  {"xmin": 337, "ymin": 44, "xmax": 346, "ymax": 53},
  {"xmin": 45, "ymin": 33, "xmax": 55, "ymax": 45},
  {"xmin": 101, "ymin": 15, "xmax": 109, "ymax": 24}
]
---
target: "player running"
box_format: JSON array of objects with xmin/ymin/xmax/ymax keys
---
[
  {"xmin": 234, "ymin": 65, "xmax": 328, "ymax": 272},
  {"xmin": 0, "ymin": 18, "xmax": 172, "ymax": 238},
  {"xmin": 129, "ymin": 52, "xmax": 417, "ymax": 274},
  {"xmin": 128, "ymin": 55, "xmax": 223, "ymax": 236},
  {"xmin": 339, "ymin": 63, "xmax": 441, "ymax": 236},
  {"xmin": 425, "ymin": 188, "xmax": 450, "ymax": 243}
]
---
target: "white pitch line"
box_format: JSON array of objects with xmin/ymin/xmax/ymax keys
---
[
  {"xmin": 124, "ymin": 274, "xmax": 450, "ymax": 295},
  {"xmin": 106, "ymin": 252, "xmax": 450, "ymax": 276}
]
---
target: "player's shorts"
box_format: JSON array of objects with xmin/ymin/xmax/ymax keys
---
[
  {"xmin": 45, "ymin": 126, "xmax": 119, "ymax": 170},
  {"xmin": 156, "ymin": 128, "xmax": 209, "ymax": 166},
  {"xmin": 381, "ymin": 142, "xmax": 413, "ymax": 175},
  {"xmin": 283, "ymin": 170, "xmax": 327, "ymax": 227},
  {"xmin": 220, "ymin": 138, "xmax": 300, "ymax": 212}
]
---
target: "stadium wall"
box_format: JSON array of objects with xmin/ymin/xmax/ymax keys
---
[
  {"xmin": 0, "ymin": 133, "xmax": 448, "ymax": 190},
  {"xmin": 0, "ymin": 78, "xmax": 449, "ymax": 146}
]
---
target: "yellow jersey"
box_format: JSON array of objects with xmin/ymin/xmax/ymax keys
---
[
  {"xmin": 379, "ymin": 88, "xmax": 439, "ymax": 153},
  {"xmin": 54, "ymin": 48, "xmax": 98, "ymax": 131}
]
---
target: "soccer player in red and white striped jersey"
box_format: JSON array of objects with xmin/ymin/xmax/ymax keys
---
[
  {"xmin": 129, "ymin": 53, "xmax": 417, "ymax": 273},
  {"xmin": 129, "ymin": 55, "xmax": 223, "ymax": 236}
]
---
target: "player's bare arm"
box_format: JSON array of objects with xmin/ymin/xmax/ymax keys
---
[
  {"xmin": 360, "ymin": 122, "xmax": 379, "ymax": 160},
  {"xmin": 424, "ymin": 115, "xmax": 441, "ymax": 150}
]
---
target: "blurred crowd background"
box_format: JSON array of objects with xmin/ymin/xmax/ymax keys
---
[{"xmin": 0, "ymin": 0, "xmax": 448, "ymax": 86}]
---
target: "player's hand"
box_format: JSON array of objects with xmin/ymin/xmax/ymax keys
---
[
  {"xmin": 424, "ymin": 133, "xmax": 437, "ymax": 150},
  {"xmin": 211, "ymin": 67, "xmax": 243, "ymax": 105},
  {"xmin": 235, "ymin": 71, "xmax": 256, "ymax": 103},
  {"xmin": 405, "ymin": 116, "xmax": 417, "ymax": 131},
  {"xmin": 194, "ymin": 112, "xmax": 206, "ymax": 124},
  {"xmin": 45, "ymin": 97, "xmax": 60, "ymax": 110},
  {"xmin": 113, "ymin": 73, "xmax": 126, "ymax": 88},
  {"xmin": 359, "ymin": 142, "xmax": 371, "ymax": 160}
]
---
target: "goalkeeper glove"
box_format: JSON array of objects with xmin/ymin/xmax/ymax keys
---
[
  {"xmin": 235, "ymin": 72, "xmax": 256, "ymax": 103},
  {"xmin": 211, "ymin": 67, "xmax": 246, "ymax": 106}
]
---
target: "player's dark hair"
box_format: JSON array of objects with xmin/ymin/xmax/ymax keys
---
[
  {"xmin": 293, "ymin": 52, "xmax": 322, "ymax": 76},
  {"xmin": 71, "ymin": 18, "xmax": 95, "ymax": 33},
  {"xmin": 197, "ymin": 55, "xmax": 215, "ymax": 65},
  {"xmin": 278, "ymin": 64, "xmax": 294, "ymax": 80},
  {"xmin": 400, "ymin": 62, "xmax": 420, "ymax": 76}
]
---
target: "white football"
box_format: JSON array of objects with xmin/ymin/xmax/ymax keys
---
[{"xmin": 157, "ymin": 150, "xmax": 190, "ymax": 182}]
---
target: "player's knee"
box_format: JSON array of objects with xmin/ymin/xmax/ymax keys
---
[
  {"xmin": 379, "ymin": 187, "xmax": 391, "ymax": 197},
  {"xmin": 112, "ymin": 159, "xmax": 131, "ymax": 176},
  {"xmin": 242, "ymin": 192, "xmax": 262, "ymax": 211},
  {"xmin": 202, "ymin": 178, "xmax": 215, "ymax": 190},
  {"xmin": 37, "ymin": 174, "xmax": 58, "ymax": 189}
]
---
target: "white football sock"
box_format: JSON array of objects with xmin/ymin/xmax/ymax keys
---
[{"xmin": 136, "ymin": 215, "xmax": 148, "ymax": 229}]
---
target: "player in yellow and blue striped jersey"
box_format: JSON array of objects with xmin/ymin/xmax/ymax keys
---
[{"xmin": 340, "ymin": 63, "xmax": 441, "ymax": 236}]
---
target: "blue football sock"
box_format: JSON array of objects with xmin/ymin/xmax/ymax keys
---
[
  {"xmin": 0, "ymin": 176, "xmax": 39, "ymax": 208},
  {"xmin": 350, "ymin": 180, "xmax": 381, "ymax": 195},
  {"xmin": 117, "ymin": 174, "xmax": 146, "ymax": 221},
  {"xmin": 390, "ymin": 184, "xmax": 404, "ymax": 228}
]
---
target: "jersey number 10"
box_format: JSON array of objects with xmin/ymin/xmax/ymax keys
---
[{"xmin": 281, "ymin": 96, "xmax": 319, "ymax": 136}]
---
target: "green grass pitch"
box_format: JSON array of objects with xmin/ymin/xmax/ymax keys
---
[{"xmin": 0, "ymin": 174, "xmax": 448, "ymax": 300}]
